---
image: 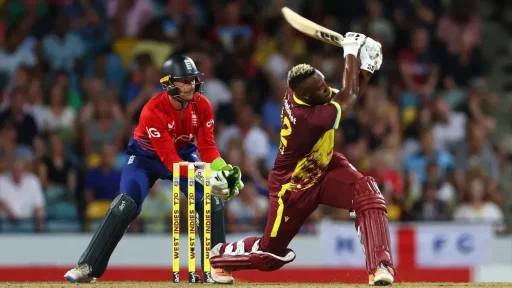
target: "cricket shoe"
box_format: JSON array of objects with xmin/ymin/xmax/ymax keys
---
[
  {"xmin": 369, "ymin": 264, "xmax": 394, "ymax": 286},
  {"xmin": 64, "ymin": 264, "xmax": 97, "ymax": 283},
  {"xmin": 209, "ymin": 243, "xmax": 235, "ymax": 284}
]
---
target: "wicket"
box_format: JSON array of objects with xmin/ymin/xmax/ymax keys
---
[{"xmin": 172, "ymin": 162, "xmax": 211, "ymax": 283}]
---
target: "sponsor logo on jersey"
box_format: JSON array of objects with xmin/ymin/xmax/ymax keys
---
[
  {"xmin": 173, "ymin": 133, "xmax": 195, "ymax": 143},
  {"xmin": 146, "ymin": 127, "xmax": 161, "ymax": 138},
  {"xmin": 192, "ymin": 112, "xmax": 198, "ymax": 126},
  {"xmin": 283, "ymin": 99, "xmax": 297, "ymax": 124}
]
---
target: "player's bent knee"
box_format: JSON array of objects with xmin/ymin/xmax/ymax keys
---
[
  {"xmin": 209, "ymin": 238, "xmax": 296, "ymax": 272},
  {"xmin": 111, "ymin": 194, "xmax": 138, "ymax": 216},
  {"xmin": 352, "ymin": 176, "xmax": 386, "ymax": 213}
]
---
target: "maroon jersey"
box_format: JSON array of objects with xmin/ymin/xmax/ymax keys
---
[{"xmin": 268, "ymin": 88, "xmax": 342, "ymax": 193}]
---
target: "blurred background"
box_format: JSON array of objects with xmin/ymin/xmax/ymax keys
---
[{"xmin": 0, "ymin": 0, "xmax": 512, "ymax": 283}]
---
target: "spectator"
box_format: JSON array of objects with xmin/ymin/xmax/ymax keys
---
[
  {"xmin": 216, "ymin": 103, "xmax": 270, "ymax": 165},
  {"xmin": 443, "ymin": 33, "xmax": 487, "ymax": 90},
  {"xmin": 398, "ymin": 26, "xmax": 440, "ymax": 106},
  {"xmin": 45, "ymin": 83, "xmax": 76, "ymax": 134},
  {"xmin": 38, "ymin": 134, "xmax": 76, "ymax": 202},
  {"xmin": 368, "ymin": 149, "xmax": 404, "ymax": 197},
  {"xmin": 26, "ymin": 78, "xmax": 49, "ymax": 132},
  {"xmin": 81, "ymin": 77, "xmax": 124, "ymax": 124},
  {"xmin": 253, "ymin": 16, "xmax": 306, "ymax": 72},
  {"xmin": 0, "ymin": 66, "xmax": 32, "ymax": 111},
  {"xmin": 432, "ymin": 97, "xmax": 467, "ymax": 152},
  {"xmin": 0, "ymin": 157, "xmax": 45, "ymax": 231},
  {"xmin": 226, "ymin": 176, "xmax": 268, "ymax": 233},
  {"xmin": 108, "ymin": 0, "xmax": 154, "ymax": 39},
  {"xmin": 224, "ymin": 139, "xmax": 268, "ymax": 196},
  {"xmin": 404, "ymin": 126, "xmax": 454, "ymax": 184},
  {"xmin": 0, "ymin": 123, "xmax": 17, "ymax": 173},
  {"xmin": 343, "ymin": 129, "xmax": 371, "ymax": 174},
  {"xmin": 141, "ymin": 0, "xmax": 200, "ymax": 41},
  {"xmin": 41, "ymin": 12, "xmax": 85, "ymax": 73},
  {"xmin": 0, "ymin": 87, "xmax": 39, "ymax": 149},
  {"xmin": 358, "ymin": 85, "xmax": 400, "ymax": 152},
  {"xmin": 61, "ymin": 0, "xmax": 107, "ymax": 55},
  {"xmin": 0, "ymin": 23, "xmax": 36, "ymax": 89},
  {"xmin": 262, "ymin": 79, "xmax": 286, "ymax": 148},
  {"xmin": 210, "ymin": 1, "xmax": 254, "ymax": 53},
  {"xmin": 84, "ymin": 144, "xmax": 121, "ymax": 204},
  {"xmin": 83, "ymin": 97, "xmax": 124, "ymax": 155},
  {"xmin": 466, "ymin": 87, "xmax": 498, "ymax": 133},
  {"xmin": 123, "ymin": 60, "xmax": 160, "ymax": 107},
  {"xmin": 454, "ymin": 121, "xmax": 500, "ymax": 200},
  {"xmin": 194, "ymin": 53, "xmax": 231, "ymax": 112},
  {"xmin": 139, "ymin": 180, "xmax": 173, "ymax": 233},
  {"xmin": 453, "ymin": 176, "xmax": 504, "ymax": 225},
  {"xmin": 437, "ymin": 0, "xmax": 481, "ymax": 55},
  {"xmin": 411, "ymin": 180, "xmax": 450, "ymax": 221},
  {"xmin": 53, "ymin": 70, "xmax": 82, "ymax": 112},
  {"xmin": 216, "ymin": 78, "xmax": 247, "ymax": 128},
  {"xmin": 264, "ymin": 22, "xmax": 299, "ymax": 80},
  {"xmin": 351, "ymin": 0, "xmax": 395, "ymax": 49}
]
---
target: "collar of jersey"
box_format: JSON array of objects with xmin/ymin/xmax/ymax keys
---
[
  {"xmin": 292, "ymin": 87, "xmax": 333, "ymax": 106},
  {"xmin": 293, "ymin": 94, "xmax": 310, "ymax": 106}
]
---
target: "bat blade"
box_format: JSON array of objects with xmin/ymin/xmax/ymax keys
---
[{"xmin": 281, "ymin": 7, "xmax": 344, "ymax": 47}]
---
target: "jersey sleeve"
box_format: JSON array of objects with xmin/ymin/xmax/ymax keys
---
[
  {"xmin": 305, "ymin": 104, "xmax": 341, "ymax": 133},
  {"xmin": 197, "ymin": 96, "xmax": 221, "ymax": 162},
  {"xmin": 139, "ymin": 107, "xmax": 189, "ymax": 176}
]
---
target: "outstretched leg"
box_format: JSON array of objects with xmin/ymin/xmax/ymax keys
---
[{"xmin": 65, "ymin": 156, "xmax": 156, "ymax": 283}]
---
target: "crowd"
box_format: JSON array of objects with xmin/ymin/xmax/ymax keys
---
[{"xmin": 0, "ymin": 0, "xmax": 509, "ymax": 234}]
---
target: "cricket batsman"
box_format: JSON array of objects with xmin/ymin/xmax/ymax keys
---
[
  {"xmin": 65, "ymin": 55, "xmax": 243, "ymax": 284},
  {"xmin": 208, "ymin": 33, "xmax": 396, "ymax": 286}
]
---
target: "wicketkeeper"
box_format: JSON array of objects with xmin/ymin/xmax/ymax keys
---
[{"xmin": 65, "ymin": 55, "xmax": 242, "ymax": 284}]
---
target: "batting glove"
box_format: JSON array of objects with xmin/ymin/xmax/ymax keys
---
[
  {"xmin": 341, "ymin": 32, "xmax": 367, "ymax": 58},
  {"xmin": 360, "ymin": 38, "xmax": 383, "ymax": 73}
]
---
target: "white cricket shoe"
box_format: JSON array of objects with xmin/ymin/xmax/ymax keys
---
[
  {"xmin": 64, "ymin": 264, "xmax": 97, "ymax": 283},
  {"xmin": 209, "ymin": 243, "xmax": 235, "ymax": 284},
  {"xmin": 369, "ymin": 263, "xmax": 394, "ymax": 286}
]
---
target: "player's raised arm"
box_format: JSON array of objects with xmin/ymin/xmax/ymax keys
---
[{"xmin": 330, "ymin": 32, "xmax": 366, "ymax": 115}]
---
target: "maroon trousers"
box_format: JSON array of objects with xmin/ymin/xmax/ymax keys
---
[{"xmin": 259, "ymin": 152, "xmax": 362, "ymax": 255}]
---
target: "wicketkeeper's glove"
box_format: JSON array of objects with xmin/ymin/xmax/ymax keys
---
[
  {"xmin": 360, "ymin": 37, "xmax": 383, "ymax": 73},
  {"xmin": 194, "ymin": 168, "xmax": 229, "ymax": 198},
  {"xmin": 194, "ymin": 158, "xmax": 243, "ymax": 201}
]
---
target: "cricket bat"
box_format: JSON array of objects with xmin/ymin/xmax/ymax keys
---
[{"xmin": 281, "ymin": 6, "xmax": 344, "ymax": 47}]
